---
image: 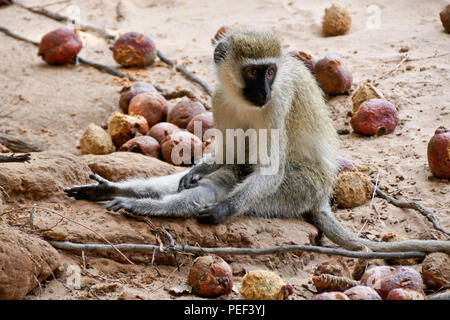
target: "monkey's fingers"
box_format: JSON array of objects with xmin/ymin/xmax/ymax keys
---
[
  {"xmin": 105, "ymin": 197, "xmax": 137, "ymax": 213},
  {"xmin": 64, "ymin": 185, "xmax": 92, "ymax": 200},
  {"xmin": 178, "ymin": 173, "xmax": 201, "ymax": 192}
]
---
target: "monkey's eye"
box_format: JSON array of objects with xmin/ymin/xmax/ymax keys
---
[
  {"xmin": 266, "ymin": 68, "xmax": 275, "ymax": 78},
  {"xmin": 245, "ymin": 67, "xmax": 258, "ymax": 79}
]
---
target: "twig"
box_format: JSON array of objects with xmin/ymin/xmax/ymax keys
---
[
  {"xmin": 77, "ymin": 57, "xmax": 137, "ymax": 81},
  {"xmin": 377, "ymin": 54, "xmax": 409, "ymax": 80},
  {"xmin": 30, "ymin": 206, "xmax": 135, "ymax": 265},
  {"xmin": 48, "ymin": 240, "xmax": 428, "ymax": 260},
  {"xmin": 11, "ymin": 2, "xmax": 214, "ymax": 96},
  {"xmin": 372, "ymin": 183, "xmax": 450, "ymax": 237},
  {"xmin": 115, "ymin": 1, "xmax": 125, "ymax": 22},
  {"xmin": 0, "ymin": 133, "xmax": 42, "ymax": 152},
  {"xmin": 0, "ymin": 153, "xmax": 31, "ymax": 163},
  {"xmin": 33, "ymin": 275, "xmax": 42, "ymax": 300},
  {"xmin": 161, "ymin": 223, "xmax": 179, "ymax": 271},
  {"xmin": 18, "ymin": 207, "xmax": 35, "ymax": 230}
]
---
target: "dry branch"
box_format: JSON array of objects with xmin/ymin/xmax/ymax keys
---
[
  {"xmin": 0, "ymin": 133, "xmax": 42, "ymax": 152},
  {"xmin": 372, "ymin": 183, "xmax": 450, "ymax": 237},
  {"xmin": 312, "ymin": 274, "xmax": 359, "ymax": 292},
  {"xmin": 48, "ymin": 240, "xmax": 428, "ymax": 260},
  {"xmin": 0, "ymin": 153, "xmax": 31, "ymax": 163}
]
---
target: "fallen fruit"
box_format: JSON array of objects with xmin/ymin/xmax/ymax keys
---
[
  {"xmin": 38, "ymin": 27, "xmax": 82, "ymax": 65},
  {"xmin": 322, "ymin": 4, "xmax": 352, "ymax": 36},
  {"xmin": 160, "ymin": 131, "xmax": 203, "ymax": 165},
  {"xmin": 427, "ymin": 126, "xmax": 450, "ymax": 179},
  {"xmin": 440, "ymin": 4, "xmax": 450, "ymax": 33},
  {"xmin": 312, "ymin": 292, "xmax": 350, "ymax": 300},
  {"xmin": 119, "ymin": 82, "xmax": 157, "ymax": 114},
  {"xmin": 344, "ymin": 285, "xmax": 382, "ymax": 300},
  {"xmin": 128, "ymin": 92, "xmax": 169, "ymax": 128},
  {"xmin": 350, "ymin": 99, "xmax": 399, "ymax": 136},
  {"xmin": 351, "ymin": 82, "xmax": 385, "ymax": 113},
  {"xmin": 112, "ymin": 32, "xmax": 156, "ymax": 67},
  {"xmin": 421, "ymin": 252, "xmax": 450, "ymax": 290},
  {"xmin": 146, "ymin": 122, "xmax": 181, "ymax": 144},
  {"xmin": 118, "ymin": 136, "xmax": 160, "ymax": 159},
  {"xmin": 314, "ymin": 56, "xmax": 352, "ymax": 95},
  {"xmin": 360, "ymin": 266, "xmax": 424, "ymax": 300},
  {"xmin": 333, "ymin": 171, "xmax": 373, "ymax": 208},
  {"xmin": 168, "ymin": 98, "xmax": 206, "ymax": 129},
  {"xmin": 386, "ymin": 288, "xmax": 426, "ymax": 300},
  {"xmin": 187, "ymin": 255, "xmax": 233, "ymax": 298},
  {"xmin": 0, "ymin": 143, "xmax": 11, "ymax": 153},
  {"xmin": 108, "ymin": 111, "xmax": 149, "ymax": 148},
  {"xmin": 186, "ymin": 112, "xmax": 214, "ymax": 140},
  {"xmin": 79, "ymin": 123, "xmax": 115, "ymax": 155},
  {"xmin": 289, "ymin": 51, "xmax": 316, "ymax": 73},
  {"xmin": 240, "ymin": 270, "xmax": 293, "ymax": 300},
  {"xmin": 337, "ymin": 156, "xmax": 357, "ymax": 174}
]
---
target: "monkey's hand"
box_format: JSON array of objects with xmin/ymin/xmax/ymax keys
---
[
  {"xmin": 197, "ymin": 201, "xmax": 234, "ymax": 224},
  {"xmin": 64, "ymin": 174, "xmax": 118, "ymax": 201},
  {"xmin": 105, "ymin": 197, "xmax": 139, "ymax": 214},
  {"xmin": 178, "ymin": 168, "xmax": 203, "ymax": 192}
]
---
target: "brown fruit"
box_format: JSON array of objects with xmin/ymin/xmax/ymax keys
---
[
  {"xmin": 350, "ymin": 99, "xmax": 399, "ymax": 136},
  {"xmin": 128, "ymin": 92, "xmax": 169, "ymax": 128},
  {"xmin": 337, "ymin": 156, "xmax": 357, "ymax": 174},
  {"xmin": 344, "ymin": 285, "xmax": 382, "ymax": 300},
  {"xmin": 314, "ymin": 56, "xmax": 352, "ymax": 95},
  {"xmin": 118, "ymin": 136, "xmax": 160, "ymax": 159},
  {"xmin": 112, "ymin": 32, "xmax": 156, "ymax": 67},
  {"xmin": 440, "ymin": 4, "xmax": 450, "ymax": 33},
  {"xmin": 333, "ymin": 171, "xmax": 373, "ymax": 208},
  {"xmin": 160, "ymin": 131, "xmax": 203, "ymax": 165},
  {"xmin": 427, "ymin": 126, "xmax": 450, "ymax": 179},
  {"xmin": 119, "ymin": 82, "xmax": 157, "ymax": 114},
  {"xmin": 187, "ymin": 255, "xmax": 233, "ymax": 298},
  {"xmin": 360, "ymin": 266, "xmax": 424, "ymax": 300},
  {"xmin": 38, "ymin": 27, "xmax": 82, "ymax": 65},
  {"xmin": 0, "ymin": 0, "xmax": 12, "ymax": 6},
  {"xmin": 147, "ymin": 122, "xmax": 181, "ymax": 144},
  {"xmin": 421, "ymin": 253, "xmax": 450, "ymax": 290},
  {"xmin": 381, "ymin": 233, "xmax": 421, "ymax": 266},
  {"xmin": 79, "ymin": 123, "xmax": 115, "ymax": 155},
  {"xmin": 322, "ymin": 4, "xmax": 352, "ymax": 36},
  {"xmin": 108, "ymin": 111, "xmax": 149, "ymax": 148},
  {"xmin": 240, "ymin": 270, "xmax": 293, "ymax": 300},
  {"xmin": 186, "ymin": 112, "xmax": 214, "ymax": 140},
  {"xmin": 167, "ymin": 98, "xmax": 206, "ymax": 129},
  {"xmin": 0, "ymin": 143, "xmax": 11, "ymax": 153},
  {"xmin": 351, "ymin": 82, "xmax": 385, "ymax": 113},
  {"xmin": 386, "ymin": 288, "xmax": 426, "ymax": 300},
  {"xmin": 213, "ymin": 26, "xmax": 232, "ymax": 43},
  {"xmin": 312, "ymin": 292, "xmax": 350, "ymax": 300},
  {"xmin": 289, "ymin": 51, "xmax": 316, "ymax": 73}
]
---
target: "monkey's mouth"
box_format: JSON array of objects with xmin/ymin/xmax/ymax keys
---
[{"xmin": 243, "ymin": 89, "xmax": 271, "ymax": 107}]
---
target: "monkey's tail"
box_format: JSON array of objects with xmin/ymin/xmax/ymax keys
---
[{"xmin": 311, "ymin": 209, "xmax": 450, "ymax": 253}]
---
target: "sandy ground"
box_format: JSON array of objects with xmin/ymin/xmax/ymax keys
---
[{"xmin": 0, "ymin": 0, "xmax": 449, "ymax": 300}]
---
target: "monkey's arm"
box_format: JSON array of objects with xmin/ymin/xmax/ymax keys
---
[
  {"xmin": 178, "ymin": 153, "xmax": 223, "ymax": 191},
  {"xmin": 197, "ymin": 168, "xmax": 284, "ymax": 224}
]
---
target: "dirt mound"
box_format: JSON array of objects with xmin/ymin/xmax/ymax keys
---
[
  {"xmin": 0, "ymin": 151, "xmax": 92, "ymax": 200},
  {"xmin": 82, "ymin": 152, "xmax": 185, "ymax": 182},
  {"xmin": 0, "ymin": 224, "xmax": 60, "ymax": 300}
]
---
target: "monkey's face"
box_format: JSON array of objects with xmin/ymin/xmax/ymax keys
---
[{"xmin": 241, "ymin": 63, "xmax": 277, "ymax": 107}]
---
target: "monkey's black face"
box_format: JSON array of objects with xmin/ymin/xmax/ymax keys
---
[{"xmin": 241, "ymin": 63, "xmax": 277, "ymax": 107}]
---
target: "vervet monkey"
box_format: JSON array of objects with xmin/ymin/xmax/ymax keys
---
[{"xmin": 65, "ymin": 30, "xmax": 449, "ymax": 253}]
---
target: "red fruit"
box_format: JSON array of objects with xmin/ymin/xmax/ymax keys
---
[
  {"xmin": 112, "ymin": 32, "xmax": 156, "ymax": 67},
  {"xmin": 314, "ymin": 56, "xmax": 352, "ymax": 95},
  {"xmin": 360, "ymin": 266, "xmax": 424, "ymax": 300},
  {"xmin": 312, "ymin": 292, "xmax": 350, "ymax": 300},
  {"xmin": 128, "ymin": 92, "xmax": 169, "ymax": 128},
  {"xmin": 344, "ymin": 285, "xmax": 382, "ymax": 300},
  {"xmin": 188, "ymin": 255, "xmax": 233, "ymax": 298},
  {"xmin": 386, "ymin": 288, "xmax": 426, "ymax": 300},
  {"xmin": 147, "ymin": 122, "xmax": 181, "ymax": 144},
  {"xmin": 427, "ymin": 126, "xmax": 450, "ymax": 179},
  {"xmin": 0, "ymin": 0, "xmax": 12, "ymax": 6},
  {"xmin": 118, "ymin": 136, "xmax": 160, "ymax": 159},
  {"xmin": 38, "ymin": 27, "xmax": 82, "ymax": 65},
  {"xmin": 440, "ymin": 4, "xmax": 450, "ymax": 34},
  {"xmin": 350, "ymin": 99, "xmax": 399, "ymax": 136},
  {"xmin": 167, "ymin": 98, "xmax": 206, "ymax": 129},
  {"xmin": 160, "ymin": 131, "xmax": 203, "ymax": 165},
  {"xmin": 186, "ymin": 112, "xmax": 214, "ymax": 141},
  {"xmin": 119, "ymin": 82, "xmax": 157, "ymax": 114},
  {"xmin": 289, "ymin": 51, "xmax": 316, "ymax": 73},
  {"xmin": 337, "ymin": 156, "xmax": 357, "ymax": 174}
]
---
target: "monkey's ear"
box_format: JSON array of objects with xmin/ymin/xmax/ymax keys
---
[{"xmin": 214, "ymin": 41, "xmax": 228, "ymax": 64}]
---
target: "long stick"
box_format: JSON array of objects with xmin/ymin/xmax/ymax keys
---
[
  {"xmin": 0, "ymin": 153, "xmax": 31, "ymax": 163},
  {"xmin": 372, "ymin": 183, "xmax": 450, "ymax": 237},
  {"xmin": 48, "ymin": 240, "xmax": 427, "ymax": 260},
  {"xmin": 11, "ymin": 1, "xmax": 214, "ymax": 96}
]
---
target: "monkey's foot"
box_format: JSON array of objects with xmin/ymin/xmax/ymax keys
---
[
  {"xmin": 105, "ymin": 197, "xmax": 141, "ymax": 214},
  {"xmin": 197, "ymin": 201, "xmax": 233, "ymax": 224}
]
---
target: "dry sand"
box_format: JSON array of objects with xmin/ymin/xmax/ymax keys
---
[{"xmin": 0, "ymin": 0, "xmax": 449, "ymax": 300}]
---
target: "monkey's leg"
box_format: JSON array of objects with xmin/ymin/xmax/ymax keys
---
[
  {"xmin": 105, "ymin": 184, "xmax": 219, "ymax": 218},
  {"xmin": 64, "ymin": 171, "xmax": 188, "ymax": 201}
]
